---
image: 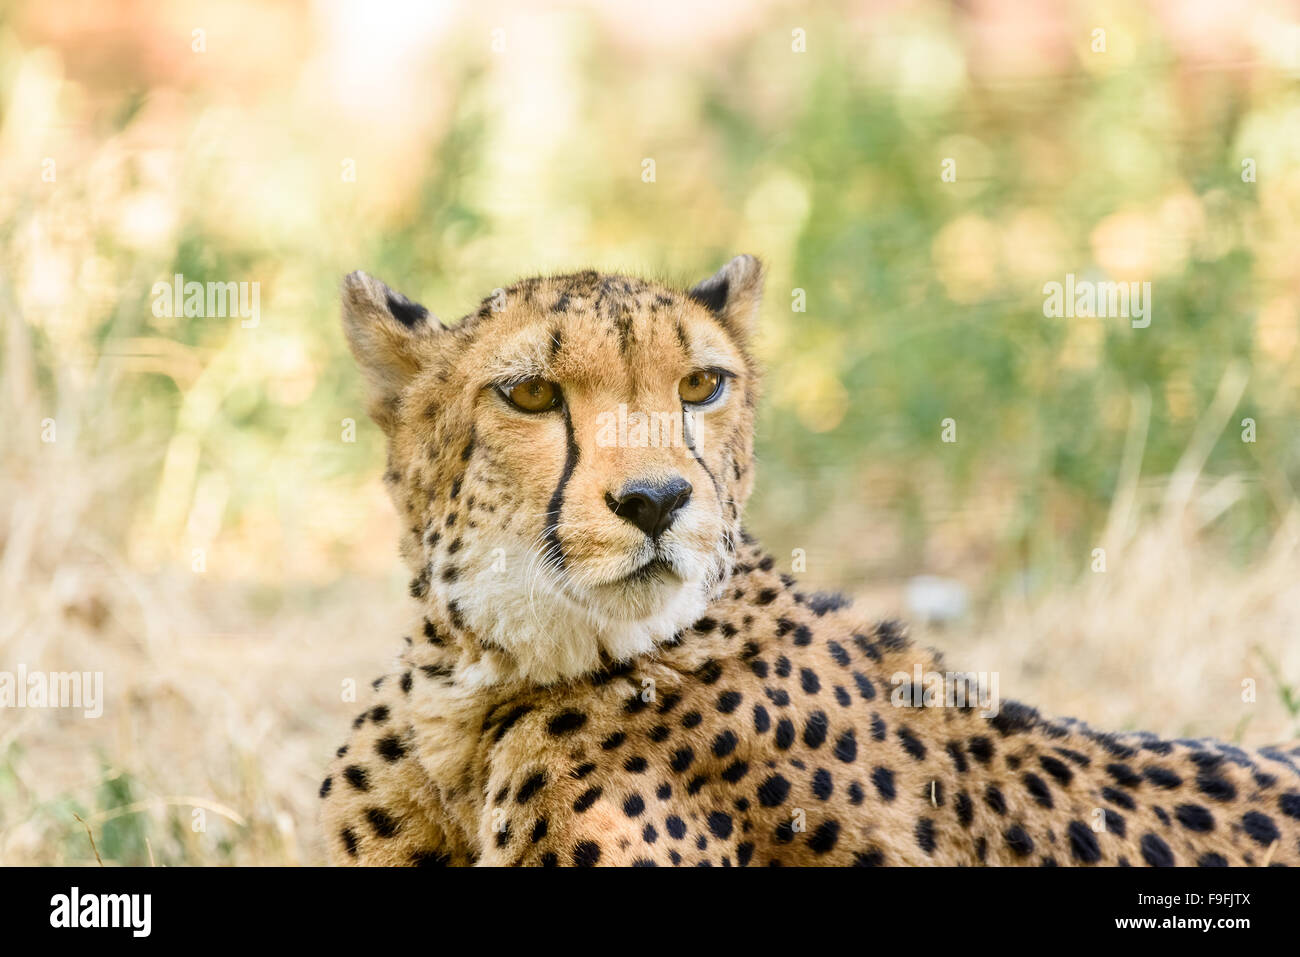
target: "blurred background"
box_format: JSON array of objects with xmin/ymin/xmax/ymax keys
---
[{"xmin": 2, "ymin": 0, "xmax": 1299, "ymax": 865}]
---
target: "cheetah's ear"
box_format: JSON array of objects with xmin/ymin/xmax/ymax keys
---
[
  {"xmin": 687, "ymin": 254, "xmax": 764, "ymax": 340},
  {"xmin": 341, "ymin": 271, "xmax": 442, "ymax": 434}
]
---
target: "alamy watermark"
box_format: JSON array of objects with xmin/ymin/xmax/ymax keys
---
[
  {"xmin": 151, "ymin": 273, "xmax": 260, "ymax": 328},
  {"xmin": 0, "ymin": 665, "xmax": 103, "ymax": 718},
  {"xmin": 890, "ymin": 665, "xmax": 1000, "ymax": 718},
  {"xmin": 1043, "ymin": 273, "xmax": 1151, "ymax": 328},
  {"xmin": 595, "ymin": 405, "xmax": 689, "ymax": 448},
  {"xmin": 50, "ymin": 887, "xmax": 150, "ymax": 937}
]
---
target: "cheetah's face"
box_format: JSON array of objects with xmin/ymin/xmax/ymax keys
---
[{"xmin": 341, "ymin": 257, "xmax": 764, "ymax": 683}]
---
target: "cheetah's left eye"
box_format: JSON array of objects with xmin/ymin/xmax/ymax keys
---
[
  {"xmin": 679, "ymin": 369, "xmax": 724, "ymax": 405},
  {"xmin": 501, "ymin": 378, "xmax": 562, "ymax": 413}
]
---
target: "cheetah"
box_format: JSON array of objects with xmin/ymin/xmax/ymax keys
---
[{"xmin": 320, "ymin": 255, "xmax": 1300, "ymax": 867}]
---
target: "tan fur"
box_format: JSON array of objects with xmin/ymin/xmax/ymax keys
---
[{"xmin": 321, "ymin": 259, "xmax": 1300, "ymax": 866}]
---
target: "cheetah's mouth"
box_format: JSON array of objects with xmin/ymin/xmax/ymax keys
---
[
  {"xmin": 584, "ymin": 553, "xmax": 685, "ymax": 596},
  {"xmin": 621, "ymin": 557, "xmax": 678, "ymax": 584},
  {"xmin": 562, "ymin": 538, "xmax": 710, "ymax": 624}
]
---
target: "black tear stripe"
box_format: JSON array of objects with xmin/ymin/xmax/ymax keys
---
[
  {"xmin": 683, "ymin": 419, "xmax": 725, "ymax": 508},
  {"xmin": 542, "ymin": 405, "xmax": 580, "ymax": 570}
]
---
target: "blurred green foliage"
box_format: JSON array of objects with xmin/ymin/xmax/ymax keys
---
[{"xmin": 3, "ymin": 1, "xmax": 1298, "ymax": 595}]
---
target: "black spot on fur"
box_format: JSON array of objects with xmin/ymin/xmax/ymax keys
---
[
  {"xmin": 1241, "ymin": 810, "xmax": 1280, "ymax": 846},
  {"xmin": 989, "ymin": 700, "xmax": 1040, "ymax": 736},
  {"xmin": 547, "ymin": 710, "xmax": 587, "ymax": 736},
  {"xmin": 808, "ymin": 591, "xmax": 850, "ymax": 615},
  {"xmin": 493, "ymin": 705, "xmax": 533, "ymax": 743},
  {"xmin": 984, "ymin": 784, "xmax": 1007, "ymax": 815},
  {"xmin": 1172, "ymin": 804, "xmax": 1216, "ymax": 834},
  {"xmin": 340, "ymin": 827, "xmax": 358, "ymax": 856},
  {"xmin": 1280, "ymin": 792, "xmax": 1300, "ymax": 820},
  {"xmin": 1054, "ymin": 747, "xmax": 1091, "ymax": 767},
  {"xmin": 1038, "ymin": 755, "xmax": 1073, "ymax": 786},
  {"xmin": 968, "ymin": 737, "xmax": 994, "ymax": 764},
  {"xmin": 1067, "ymin": 820, "xmax": 1101, "ymax": 863},
  {"xmin": 365, "ymin": 807, "xmax": 400, "ymax": 838},
  {"xmin": 707, "ymin": 811, "xmax": 733, "ymax": 839},
  {"xmin": 1102, "ymin": 808, "xmax": 1126, "ymax": 838},
  {"xmin": 803, "ymin": 711, "xmax": 828, "ymax": 748},
  {"xmin": 695, "ymin": 659, "xmax": 724, "ymax": 684},
  {"xmin": 1106, "ymin": 762, "xmax": 1142, "ymax": 789},
  {"xmin": 343, "ymin": 766, "xmax": 370, "ymax": 791},
  {"xmin": 1004, "ymin": 826, "xmax": 1034, "ymax": 857},
  {"xmin": 853, "ymin": 672, "xmax": 876, "ymax": 701},
  {"xmin": 915, "ymin": 818, "xmax": 936, "ymax": 854},
  {"xmin": 946, "ymin": 741, "xmax": 969, "ymax": 773},
  {"xmin": 516, "ymin": 771, "xmax": 547, "ymax": 804},
  {"xmin": 1140, "ymin": 832, "xmax": 1175, "ymax": 867},
  {"xmin": 722, "ymin": 760, "xmax": 749, "ymax": 783},
  {"xmin": 412, "ymin": 850, "xmax": 451, "ymax": 866},
  {"xmin": 1143, "ymin": 766, "xmax": 1182, "ymax": 789},
  {"xmin": 809, "ymin": 820, "xmax": 841, "ymax": 854},
  {"xmin": 833, "ymin": 730, "xmax": 857, "ymax": 763},
  {"xmin": 1022, "ymin": 773, "xmax": 1054, "ymax": 808},
  {"xmin": 870, "ymin": 714, "xmax": 887, "ymax": 742},
  {"xmin": 955, "ymin": 791, "xmax": 974, "ymax": 827},
  {"xmin": 1102, "ymin": 787, "xmax": 1136, "ymax": 810},
  {"xmin": 376, "ymin": 734, "xmax": 406, "ymax": 763},
  {"xmin": 897, "ymin": 727, "xmax": 926, "ymax": 760},
  {"xmin": 1195, "ymin": 767, "xmax": 1237, "ymax": 802},
  {"xmin": 670, "ymin": 747, "xmax": 695, "ymax": 773},
  {"xmin": 572, "ymin": 841, "xmax": 601, "ymax": 866},
  {"xmin": 812, "ymin": 768, "xmax": 832, "ymax": 800},
  {"xmin": 872, "ymin": 766, "xmax": 896, "ymax": 801}
]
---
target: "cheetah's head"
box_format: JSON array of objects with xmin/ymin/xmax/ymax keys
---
[{"xmin": 342, "ymin": 257, "xmax": 764, "ymax": 684}]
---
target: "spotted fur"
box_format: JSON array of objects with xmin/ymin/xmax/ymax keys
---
[{"xmin": 321, "ymin": 257, "xmax": 1300, "ymax": 866}]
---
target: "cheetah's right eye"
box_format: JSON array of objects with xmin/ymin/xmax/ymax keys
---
[{"xmin": 500, "ymin": 378, "xmax": 561, "ymax": 413}]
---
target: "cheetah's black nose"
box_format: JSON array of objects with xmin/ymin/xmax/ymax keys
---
[{"xmin": 606, "ymin": 477, "xmax": 693, "ymax": 539}]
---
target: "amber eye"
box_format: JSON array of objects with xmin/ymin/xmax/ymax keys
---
[
  {"xmin": 678, "ymin": 369, "xmax": 724, "ymax": 405},
  {"xmin": 502, "ymin": 378, "xmax": 561, "ymax": 413}
]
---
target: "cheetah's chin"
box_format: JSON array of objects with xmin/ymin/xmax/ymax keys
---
[{"xmin": 443, "ymin": 557, "xmax": 712, "ymax": 685}]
